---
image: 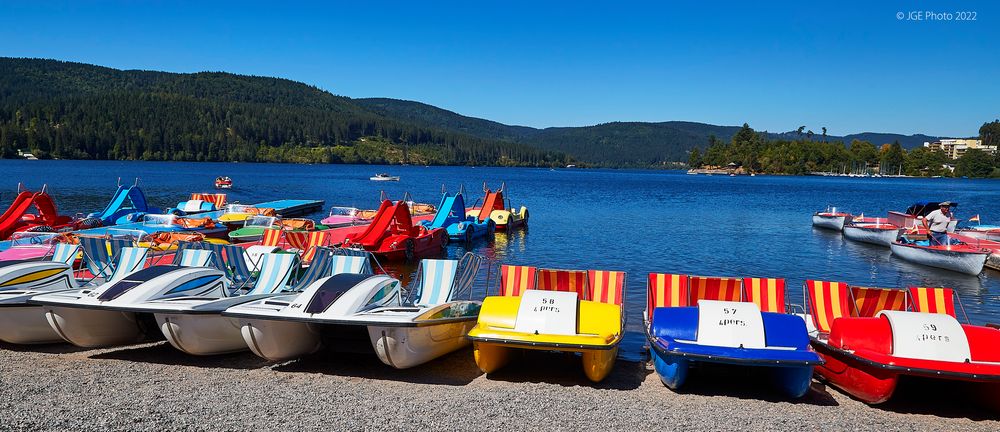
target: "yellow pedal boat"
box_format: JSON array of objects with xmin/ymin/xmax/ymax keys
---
[{"xmin": 466, "ymin": 265, "xmax": 626, "ymax": 382}]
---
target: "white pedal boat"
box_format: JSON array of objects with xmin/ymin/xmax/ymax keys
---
[
  {"xmin": 29, "ymin": 247, "xmax": 229, "ymax": 348},
  {"xmin": 224, "ymin": 253, "xmax": 484, "ymax": 368},
  {"xmin": 139, "ymin": 250, "xmax": 372, "ymax": 356},
  {"xmin": 0, "ymin": 248, "xmax": 80, "ymax": 344}
]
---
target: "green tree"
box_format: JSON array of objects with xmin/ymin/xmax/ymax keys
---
[
  {"xmin": 955, "ymin": 149, "xmax": 995, "ymax": 178},
  {"xmin": 688, "ymin": 147, "xmax": 702, "ymax": 168},
  {"xmin": 880, "ymin": 141, "xmax": 905, "ymax": 174}
]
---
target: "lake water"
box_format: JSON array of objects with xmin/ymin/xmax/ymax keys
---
[{"xmin": 2, "ymin": 159, "xmax": 998, "ymax": 360}]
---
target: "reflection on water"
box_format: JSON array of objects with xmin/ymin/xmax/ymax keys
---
[{"xmin": 2, "ymin": 159, "xmax": 998, "ymax": 361}]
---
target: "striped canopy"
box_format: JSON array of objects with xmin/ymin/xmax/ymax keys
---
[{"xmin": 248, "ymin": 253, "xmax": 299, "ymax": 295}]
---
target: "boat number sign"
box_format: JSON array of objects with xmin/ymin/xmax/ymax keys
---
[
  {"xmin": 696, "ymin": 300, "xmax": 766, "ymax": 348},
  {"xmin": 513, "ymin": 290, "xmax": 578, "ymax": 336},
  {"xmin": 878, "ymin": 310, "xmax": 971, "ymax": 362}
]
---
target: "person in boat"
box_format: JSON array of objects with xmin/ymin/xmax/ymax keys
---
[{"xmin": 925, "ymin": 201, "xmax": 954, "ymax": 245}]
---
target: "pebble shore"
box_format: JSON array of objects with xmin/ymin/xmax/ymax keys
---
[{"xmin": 1, "ymin": 341, "xmax": 997, "ymax": 431}]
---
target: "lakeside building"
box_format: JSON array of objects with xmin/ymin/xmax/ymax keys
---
[{"xmin": 923, "ymin": 139, "xmax": 998, "ymax": 159}]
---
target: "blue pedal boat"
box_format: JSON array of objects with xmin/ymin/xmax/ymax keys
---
[
  {"xmin": 421, "ymin": 187, "xmax": 495, "ymax": 243},
  {"xmin": 647, "ymin": 299, "xmax": 822, "ymax": 398}
]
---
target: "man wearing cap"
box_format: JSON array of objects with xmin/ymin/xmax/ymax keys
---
[{"xmin": 924, "ymin": 201, "xmax": 954, "ymax": 245}]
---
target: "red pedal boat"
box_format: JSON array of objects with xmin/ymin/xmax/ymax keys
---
[
  {"xmin": 341, "ymin": 199, "xmax": 446, "ymax": 261},
  {"xmin": 802, "ymin": 280, "xmax": 1000, "ymax": 410}
]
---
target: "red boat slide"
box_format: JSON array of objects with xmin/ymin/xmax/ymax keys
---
[
  {"xmin": 0, "ymin": 189, "xmax": 73, "ymax": 240},
  {"xmin": 341, "ymin": 200, "xmax": 446, "ymax": 261}
]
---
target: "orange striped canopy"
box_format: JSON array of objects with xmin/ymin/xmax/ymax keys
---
[
  {"xmin": 286, "ymin": 231, "xmax": 330, "ymax": 263},
  {"xmin": 646, "ymin": 273, "xmax": 688, "ymax": 319},
  {"xmin": 850, "ymin": 286, "xmax": 908, "ymax": 317},
  {"xmin": 191, "ymin": 193, "xmax": 227, "ymax": 208},
  {"xmin": 536, "ymin": 268, "xmax": 589, "ymax": 299},
  {"xmin": 261, "ymin": 228, "xmax": 283, "ymax": 247},
  {"xmin": 805, "ymin": 280, "xmax": 851, "ymax": 334},
  {"xmin": 908, "ymin": 286, "xmax": 957, "ymax": 317},
  {"xmin": 689, "ymin": 276, "xmax": 742, "ymax": 306},
  {"xmin": 587, "ymin": 270, "xmax": 626, "ymax": 306},
  {"xmin": 499, "ymin": 265, "xmax": 536, "ymax": 296},
  {"xmin": 742, "ymin": 277, "xmax": 786, "ymax": 313}
]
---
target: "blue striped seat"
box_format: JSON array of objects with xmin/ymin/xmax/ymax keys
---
[
  {"xmin": 289, "ymin": 248, "xmax": 336, "ymax": 291},
  {"xmin": 247, "ymin": 253, "xmax": 299, "ymax": 295},
  {"xmin": 330, "ymin": 255, "xmax": 373, "ymax": 276},
  {"xmin": 106, "ymin": 247, "xmax": 149, "ymax": 285},
  {"xmin": 79, "ymin": 236, "xmax": 115, "ymax": 279},
  {"xmin": 178, "ymin": 249, "xmax": 214, "ymax": 267},
  {"xmin": 50, "ymin": 243, "xmax": 80, "ymax": 266},
  {"xmin": 413, "ymin": 259, "xmax": 459, "ymax": 306},
  {"xmin": 171, "ymin": 241, "xmax": 203, "ymax": 265},
  {"xmin": 203, "ymin": 242, "xmax": 254, "ymax": 284},
  {"xmin": 451, "ymin": 252, "xmax": 484, "ymax": 300}
]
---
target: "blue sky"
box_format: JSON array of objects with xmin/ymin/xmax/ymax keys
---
[{"xmin": 1, "ymin": 1, "xmax": 997, "ymax": 137}]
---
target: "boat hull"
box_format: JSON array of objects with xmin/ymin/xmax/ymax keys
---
[
  {"xmin": 368, "ymin": 320, "xmax": 475, "ymax": 369},
  {"xmin": 43, "ymin": 306, "xmax": 144, "ymax": 348},
  {"xmin": 156, "ymin": 313, "xmax": 247, "ymax": 355},
  {"xmin": 890, "ymin": 242, "xmax": 988, "ymax": 275},
  {"xmin": 651, "ymin": 348, "xmax": 814, "ymax": 398},
  {"xmin": 812, "ymin": 215, "xmax": 848, "ymax": 231},
  {"xmin": 812, "ymin": 341, "xmax": 899, "ymax": 404},
  {"xmin": 471, "ymin": 340, "xmax": 618, "ymax": 382},
  {"xmin": 843, "ymin": 226, "xmax": 900, "ymax": 246},
  {"xmin": 240, "ymin": 319, "xmax": 322, "ymax": 361},
  {"xmin": 0, "ymin": 305, "xmax": 63, "ymax": 344}
]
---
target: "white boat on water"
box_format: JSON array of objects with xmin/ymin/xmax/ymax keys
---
[
  {"xmin": 370, "ymin": 173, "xmax": 400, "ymax": 181},
  {"xmin": 224, "ymin": 253, "xmax": 484, "ymax": 368},
  {"xmin": 957, "ymin": 225, "xmax": 1000, "ymax": 242},
  {"xmin": 890, "ymin": 235, "xmax": 989, "ymax": 276},
  {"xmin": 843, "ymin": 219, "xmax": 900, "ymax": 247},
  {"xmin": 812, "ymin": 207, "xmax": 852, "ymax": 231}
]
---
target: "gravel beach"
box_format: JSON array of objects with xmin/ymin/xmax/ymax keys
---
[{"xmin": 1, "ymin": 341, "xmax": 996, "ymax": 431}]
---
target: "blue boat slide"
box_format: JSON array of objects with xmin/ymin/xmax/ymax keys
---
[
  {"xmin": 88, "ymin": 184, "xmax": 161, "ymax": 226},
  {"xmin": 647, "ymin": 300, "xmax": 822, "ymax": 398},
  {"xmin": 421, "ymin": 190, "xmax": 495, "ymax": 242}
]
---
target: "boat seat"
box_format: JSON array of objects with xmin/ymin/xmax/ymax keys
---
[
  {"xmin": 535, "ymin": 268, "xmax": 588, "ymax": 299},
  {"xmin": 178, "ymin": 249, "xmax": 214, "ymax": 268},
  {"xmin": 646, "ymin": 273, "xmax": 689, "ymax": 321},
  {"xmin": 247, "ymin": 253, "xmax": 299, "ymax": 295},
  {"xmin": 851, "ymin": 286, "xmax": 908, "ymax": 317},
  {"xmin": 413, "ymin": 258, "xmax": 459, "ymax": 306},
  {"xmin": 587, "ymin": 270, "xmax": 626, "ymax": 306},
  {"xmin": 261, "ymin": 228, "xmax": 283, "ymax": 247},
  {"xmin": 50, "ymin": 243, "xmax": 81, "ymax": 266},
  {"xmin": 907, "ymin": 287, "xmax": 957, "ymax": 317},
  {"xmin": 804, "ymin": 280, "xmax": 852, "ymax": 335},
  {"xmin": 689, "ymin": 276, "xmax": 742, "ymax": 306},
  {"xmin": 499, "ymin": 265, "xmax": 535, "ymax": 296},
  {"xmin": 742, "ymin": 277, "xmax": 786, "ymax": 313},
  {"xmin": 651, "ymin": 306, "xmax": 809, "ymax": 350}
]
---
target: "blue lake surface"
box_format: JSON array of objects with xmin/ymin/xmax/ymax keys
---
[{"xmin": 2, "ymin": 159, "xmax": 998, "ymax": 361}]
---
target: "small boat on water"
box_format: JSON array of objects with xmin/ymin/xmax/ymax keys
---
[
  {"xmin": 466, "ymin": 265, "xmax": 626, "ymax": 382},
  {"xmin": 340, "ymin": 200, "xmax": 446, "ymax": 261},
  {"xmin": 802, "ymin": 281, "xmax": 1000, "ymax": 410},
  {"xmin": 466, "ymin": 182, "xmax": 528, "ymax": 231},
  {"xmin": 843, "ymin": 217, "xmax": 900, "ymax": 247},
  {"xmin": 215, "ymin": 176, "xmax": 233, "ymax": 189},
  {"xmin": 646, "ymin": 274, "xmax": 821, "ymax": 397},
  {"xmin": 956, "ymin": 216, "xmax": 1000, "ymax": 242},
  {"xmin": 890, "ymin": 233, "xmax": 988, "ymax": 275},
  {"xmin": 320, "ymin": 207, "xmax": 367, "ymax": 227},
  {"xmin": 370, "ymin": 173, "xmax": 400, "ymax": 182},
  {"xmin": 811, "ymin": 207, "xmax": 852, "ymax": 231},
  {"xmin": 420, "ymin": 187, "xmax": 495, "ymax": 243}
]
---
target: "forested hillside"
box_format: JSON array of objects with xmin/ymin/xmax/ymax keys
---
[{"xmin": 0, "ymin": 58, "xmax": 570, "ymax": 166}]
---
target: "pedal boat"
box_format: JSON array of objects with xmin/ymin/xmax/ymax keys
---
[
  {"xmin": 645, "ymin": 274, "xmax": 820, "ymax": 397},
  {"xmin": 228, "ymin": 215, "xmax": 280, "ymax": 243},
  {"xmin": 222, "ymin": 273, "xmax": 403, "ymax": 361},
  {"xmin": 890, "ymin": 234, "xmax": 988, "ymax": 275},
  {"xmin": 466, "ymin": 182, "xmax": 527, "ymax": 231},
  {"xmin": 29, "ymin": 253, "xmax": 229, "ymax": 348},
  {"xmin": 420, "ymin": 188, "xmax": 495, "ymax": 243},
  {"xmin": 812, "ymin": 207, "xmax": 852, "ymax": 231},
  {"xmin": 320, "ymin": 207, "xmax": 366, "ymax": 227},
  {"xmin": 842, "ymin": 218, "xmax": 900, "ymax": 246},
  {"xmin": 803, "ymin": 282, "xmax": 1000, "ymax": 407},
  {"xmin": 466, "ymin": 265, "xmax": 625, "ymax": 382},
  {"xmin": 137, "ymin": 250, "xmax": 373, "ymax": 356},
  {"xmin": 0, "ymin": 253, "xmax": 79, "ymax": 344},
  {"xmin": 217, "ymin": 204, "xmax": 276, "ymax": 225}
]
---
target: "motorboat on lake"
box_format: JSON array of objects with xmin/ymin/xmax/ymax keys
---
[
  {"xmin": 843, "ymin": 217, "xmax": 900, "ymax": 247},
  {"xmin": 224, "ymin": 253, "xmax": 484, "ymax": 368},
  {"xmin": 466, "ymin": 265, "xmax": 626, "ymax": 382},
  {"xmin": 812, "ymin": 207, "xmax": 852, "ymax": 231},
  {"xmin": 370, "ymin": 173, "xmax": 400, "ymax": 182},
  {"xmin": 215, "ymin": 176, "xmax": 233, "ymax": 189},
  {"xmin": 802, "ymin": 281, "xmax": 1000, "ymax": 409},
  {"xmin": 645, "ymin": 274, "xmax": 821, "ymax": 397},
  {"xmin": 890, "ymin": 233, "xmax": 988, "ymax": 275}
]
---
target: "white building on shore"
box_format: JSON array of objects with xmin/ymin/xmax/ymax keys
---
[{"xmin": 923, "ymin": 139, "xmax": 997, "ymax": 159}]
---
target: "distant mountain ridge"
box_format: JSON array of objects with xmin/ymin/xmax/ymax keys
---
[{"xmin": 356, "ymin": 98, "xmax": 947, "ymax": 165}]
